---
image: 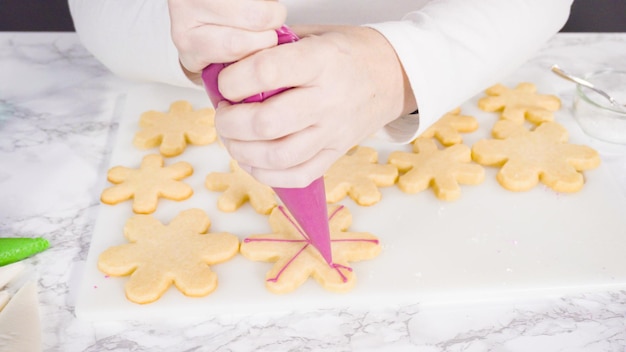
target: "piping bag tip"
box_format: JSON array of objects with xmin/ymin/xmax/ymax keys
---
[{"xmin": 273, "ymin": 177, "xmax": 333, "ymax": 265}]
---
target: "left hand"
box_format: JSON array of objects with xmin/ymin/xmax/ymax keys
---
[
  {"xmin": 215, "ymin": 25, "xmax": 417, "ymax": 188},
  {"xmin": 168, "ymin": 0, "xmax": 286, "ymax": 84}
]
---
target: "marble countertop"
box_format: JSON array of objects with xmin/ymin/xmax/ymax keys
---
[{"xmin": 1, "ymin": 32, "xmax": 625, "ymax": 352}]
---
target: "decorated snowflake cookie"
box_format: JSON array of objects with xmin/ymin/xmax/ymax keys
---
[
  {"xmin": 472, "ymin": 120, "xmax": 601, "ymax": 192},
  {"xmin": 324, "ymin": 146, "xmax": 398, "ymax": 206},
  {"xmin": 388, "ymin": 138, "xmax": 485, "ymax": 201},
  {"xmin": 98, "ymin": 209, "xmax": 239, "ymax": 304},
  {"xmin": 101, "ymin": 154, "xmax": 193, "ymax": 214},
  {"xmin": 478, "ymin": 83, "xmax": 561, "ymax": 124},
  {"xmin": 205, "ymin": 160, "xmax": 278, "ymax": 214},
  {"xmin": 240, "ymin": 205, "xmax": 381, "ymax": 294},
  {"xmin": 133, "ymin": 100, "xmax": 217, "ymax": 157},
  {"xmin": 419, "ymin": 108, "xmax": 478, "ymax": 146}
]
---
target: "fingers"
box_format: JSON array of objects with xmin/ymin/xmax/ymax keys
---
[
  {"xmin": 219, "ymin": 117, "xmax": 355, "ymax": 188},
  {"xmin": 222, "ymin": 124, "xmax": 331, "ymax": 171},
  {"xmin": 176, "ymin": 26, "xmax": 278, "ymax": 72},
  {"xmin": 218, "ymin": 36, "xmax": 329, "ymax": 102},
  {"xmin": 219, "ymin": 0, "xmax": 286, "ymax": 31},
  {"xmin": 168, "ymin": 0, "xmax": 287, "ymax": 72},
  {"xmin": 214, "ymin": 86, "xmax": 323, "ymax": 141},
  {"xmin": 246, "ymin": 148, "xmax": 346, "ymax": 188},
  {"xmin": 289, "ymin": 24, "xmax": 346, "ymax": 37}
]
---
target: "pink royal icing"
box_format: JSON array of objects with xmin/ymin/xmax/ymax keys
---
[{"xmin": 244, "ymin": 205, "xmax": 379, "ymax": 284}]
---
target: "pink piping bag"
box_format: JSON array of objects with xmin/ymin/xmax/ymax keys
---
[{"xmin": 201, "ymin": 26, "xmax": 333, "ymax": 265}]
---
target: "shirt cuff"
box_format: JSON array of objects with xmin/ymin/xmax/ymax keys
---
[
  {"xmin": 365, "ymin": 19, "xmax": 454, "ymax": 144},
  {"xmin": 374, "ymin": 110, "xmax": 420, "ymax": 144}
]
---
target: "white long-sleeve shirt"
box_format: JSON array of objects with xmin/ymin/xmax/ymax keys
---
[{"xmin": 68, "ymin": 0, "xmax": 573, "ymax": 142}]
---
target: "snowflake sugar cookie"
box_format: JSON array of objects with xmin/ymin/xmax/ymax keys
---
[
  {"xmin": 133, "ymin": 100, "xmax": 217, "ymax": 157},
  {"xmin": 205, "ymin": 160, "xmax": 278, "ymax": 214},
  {"xmin": 98, "ymin": 209, "xmax": 239, "ymax": 304},
  {"xmin": 388, "ymin": 138, "xmax": 485, "ymax": 201},
  {"xmin": 101, "ymin": 154, "xmax": 193, "ymax": 214},
  {"xmin": 419, "ymin": 108, "xmax": 478, "ymax": 146},
  {"xmin": 478, "ymin": 83, "xmax": 561, "ymax": 124},
  {"xmin": 324, "ymin": 146, "xmax": 398, "ymax": 206},
  {"xmin": 240, "ymin": 205, "xmax": 381, "ymax": 294},
  {"xmin": 471, "ymin": 120, "xmax": 601, "ymax": 192}
]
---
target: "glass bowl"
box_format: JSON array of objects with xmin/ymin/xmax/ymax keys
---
[{"xmin": 573, "ymin": 69, "xmax": 626, "ymax": 144}]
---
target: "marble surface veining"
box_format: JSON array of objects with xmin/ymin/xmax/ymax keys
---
[{"xmin": 0, "ymin": 32, "xmax": 625, "ymax": 352}]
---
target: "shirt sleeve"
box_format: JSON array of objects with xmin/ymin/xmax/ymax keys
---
[
  {"xmin": 68, "ymin": 0, "xmax": 198, "ymax": 89},
  {"xmin": 366, "ymin": 0, "xmax": 573, "ymax": 143}
]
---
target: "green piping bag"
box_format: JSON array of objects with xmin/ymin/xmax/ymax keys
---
[{"xmin": 0, "ymin": 238, "xmax": 50, "ymax": 266}]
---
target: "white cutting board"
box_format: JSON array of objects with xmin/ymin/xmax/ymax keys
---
[{"xmin": 75, "ymin": 83, "xmax": 626, "ymax": 321}]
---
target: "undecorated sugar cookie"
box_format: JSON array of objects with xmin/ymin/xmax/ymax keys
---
[
  {"xmin": 471, "ymin": 120, "xmax": 601, "ymax": 192},
  {"xmin": 98, "ymin": 209, "xmax": 239, "ymax": 304},
  {"xmin": 133, "ymin": 100, "xmax": 217, "ymax": 157},
  {"xmin": 419, "ymin": 108, "xmax": 478, "ymax": 146},
  {"xmin": 101, "ymin": 154, "xmax": 193, "ymax": 214},
  {"xmin": 205, "ymin": 160, "xmax": 278, "ymax": 214},
  {"xmin": 324, "ymin": 146, "xmax": 398, "ymax": 206},
  {"xmin": 478, "ymin": 83, "xmax": 561, "ymax": 124},
  {"xmin": 388, "ymin": 138, "xmax": 485, "ymax": 201}
]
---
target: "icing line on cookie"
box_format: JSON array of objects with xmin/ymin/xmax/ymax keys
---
[
  {"xmin": 331, "ymin": 263, "xmax": 352, "ymax": 283},
  {"xmin": 267, "ymin": 243, "xmax": 309, "ymax": 283},
  {"xmin": 277, "ymin": 205, "xmax": 310, "ymax": 242},
  {"xmin": 331, "ymin": 239, "xmax": 380, "ymax": 244},
  {"xmin": 245, "ymin": 204, "xmax": 376, "ymax": 285},
  {"xmin": 328, "ymin": 205, "xmax": 343, "ymax": 221},
  {"xmin": 243, "ymin": 238, "xmax": 307, "ymax": 243}
]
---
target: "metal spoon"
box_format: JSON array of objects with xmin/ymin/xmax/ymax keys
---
[{"xmin": 551, "ymin": 64, "xmax": 626, "ymax": 112}]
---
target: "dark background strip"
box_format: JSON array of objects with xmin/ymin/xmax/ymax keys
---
[{"xmin": 0, "ymin": 0, "xmax": 624, "ymax": 32}]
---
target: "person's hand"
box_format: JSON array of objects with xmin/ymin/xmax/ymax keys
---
[
  {"xmin": 167, "ymin": 0, "xmax": 287, "ymax": 84},
  {"xmin": 215, "ymin": 25, "xmax": 417, "ymax": 188}
]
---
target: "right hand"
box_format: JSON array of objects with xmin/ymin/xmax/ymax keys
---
[{"xmin": 167, "ymin": 0, "xmax": 287, "ymax": 84}]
